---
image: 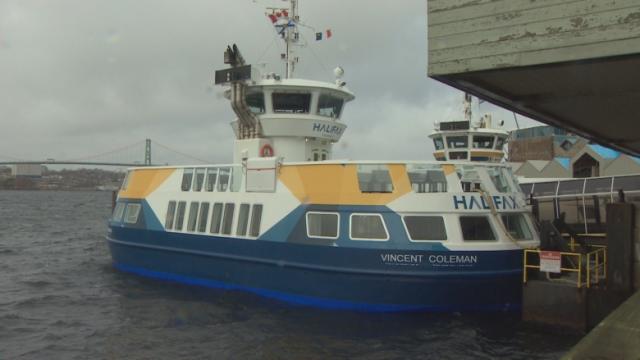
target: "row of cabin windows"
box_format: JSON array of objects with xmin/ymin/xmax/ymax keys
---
[
  {"xmin": 181, "ymin": 167, "xmax": 240, "ymax": 192},
  {"xmin": 165, "ymin": 201, "xmax": 263, "ymax": 237},
  {"xmin": 112, "ymin": 202, "xmax": 142, "ymax": 224},
  {"xmin": 111, "ymin": 202, "xmax": 532, "ymax": 242},
  {"xmin": 245, "ymin": 92, "xmax": 344, "ymax": 118},
  {"xmin": 433, "ymin": 135, "xmax": 506, "ymax": 151},
  {"xmin": 305, "ymin": 212, "xmax": 533, "ymax": 242},
  {"xmin": 178, "ymin": 164, "xmax": 517, "ymax": 195}
]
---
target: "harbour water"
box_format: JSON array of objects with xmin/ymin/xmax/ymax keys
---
[{"xmin": 1, "ymin": 191, "xmax": 579, "ymax": 359}]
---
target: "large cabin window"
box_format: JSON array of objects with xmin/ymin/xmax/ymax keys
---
[
  {"xmin": 349, "ymin": 214, "xmax": 388, "ymax": 241},
  {"xmin": 124, "ymin": 203, "xmax": 142, "ymax": 225},
  {"xmin": 495, "ymin": 137, "xmax": 506, "ymax": 150},
  {"xmin": 501, "ymin": 214, "xmax": 533, "ymax": 240},
  {"xmin": 317, "ymin": 94, "xmax": 343, "ymax": 118},
  {"xmin": 112, "ymin": 202, "xmax": 126, "ymax": 222},
  {"xmin": 460, "ymin": 216, "xmax": 496, "ymax": 241},
  {"xmin": 245, "ymin": 92, "xmax": 265, "ymax": 114},
  {"xmin": 403, "ymin": 216, "xmax": 447, "ymax": 241},
  {"xmin": 272, "ymin": 93, "xmax": 311, "ymax": 113},
  {"xmin": 306, "ymin": 212, "xmax": 339, "ymax": 239}
]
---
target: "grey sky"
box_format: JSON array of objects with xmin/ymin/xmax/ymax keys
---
[{"xmin": 0, "ymin": 0, "xmax": 540, "ymax": 166}]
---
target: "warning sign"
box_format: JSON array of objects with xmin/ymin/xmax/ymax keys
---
[{"xmin": 540, "ymin": 251, "xmax": 561, "ymax": 273}]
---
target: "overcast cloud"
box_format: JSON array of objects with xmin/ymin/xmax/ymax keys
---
[{"xmin": 0, "ymin": 0, "xmax": 540, "ymax": 167}]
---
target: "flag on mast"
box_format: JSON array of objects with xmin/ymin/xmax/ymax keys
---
[{"xmin": 315, "ymin": 29, "xmax": 332, "ymax": 41}]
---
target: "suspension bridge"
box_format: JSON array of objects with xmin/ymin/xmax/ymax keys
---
[{"xmin": 0, "ymin": 139, "xmax": 211, "ymax": 168}]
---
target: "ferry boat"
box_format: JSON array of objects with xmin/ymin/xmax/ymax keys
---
[{"xmin": 106, "ymin": 1, "xmax": 539, "ymax": 312}]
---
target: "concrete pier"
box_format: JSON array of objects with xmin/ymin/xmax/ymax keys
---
[{"xmin": 563, "ymin": 290, "xmax": 640, "ymax": 359}]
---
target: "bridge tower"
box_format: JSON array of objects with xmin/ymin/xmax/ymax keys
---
[{"xmin": 144, "ymin": 139, "xmax": 151, "ymax": 166}]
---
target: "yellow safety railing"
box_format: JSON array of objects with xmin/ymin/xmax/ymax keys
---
[
  {"xmin": 561, "ymin": 233, "xmax": 606, "ymax": 252},
  {"xmin": 523, "ymin": 246, "xmax": 607, "ymax": 288}
]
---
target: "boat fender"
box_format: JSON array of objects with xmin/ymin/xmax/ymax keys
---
[{"xmin": 260, "ymin": 144, "xmax": 274, "ymax": 157}]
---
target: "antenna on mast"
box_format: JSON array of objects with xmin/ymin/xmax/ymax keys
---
[{"xmin": 266, "ymin": 0, "xmax": 299, "ymax": 78}]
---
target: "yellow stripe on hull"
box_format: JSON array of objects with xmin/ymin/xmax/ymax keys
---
[{"xmin": 119, "ymin": 168, "xmax": 175, "ymax": 199}]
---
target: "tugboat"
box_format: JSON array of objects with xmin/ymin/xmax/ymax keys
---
[{"xmin": 107, "ymin": 0, "xmax": 539, "ymax": 311}]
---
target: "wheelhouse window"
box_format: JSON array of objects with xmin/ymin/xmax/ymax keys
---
[
  {"xmin": 449, "ymin": 151, "xmax": 468, "ymax": 160},
  {"xmin": 357, "ymin": 164, "xmax": 394, "ymax": 193},
  {"xmin": 501, "ymin": 214, "xmax": 532, "ymax": 240},
  {"xmin": 112, "ymin": 202, "xmax": 126, "ymax": 222},
  {"xmin": 165, "ymin": 201, "xmax": 176, "ymax": 230},
  {"xmin": 472, "ymin": 136, "xmax": 494, "ymax": 149},
  {"xmin": 446, "ymin": 136, "xmax": 468, "ymax": 149},
  {"xmin": 181, "ymin": 168, "xmax": 194, "ymax": 191},
  {"xmin": 406, "ymin": 164, "xmax": 447, "ymax": 193},
  {"xmin": 433, "ymin": 136, "xmax": 445, "ymax": 150},
  {"xmin": 350, "ymin": 214, "xmax": 388, "ymax": 240},
  {"xmin": 306, "ymin": 212, "xmax": 339, "ymax": 239},
  {"xmin": 272, "ymin": 93, "xmax": 311, "ymax": 113},
  {"xmin": 245, "ymin": 92, "xmax": 265, "ymax": 114},
  {"xmin": 403, "ymin": 216, "xmax": 447, "ymax": 241},
  {"xmin": 460, "ymin": 216, "xmax": 496, "ymax": 241},
  {"xmin": 124, "ymin": 203, "xmax": 142, "ymax": 224},
  {"xmin": 317, "ymin": 94, "xmax": 343, "ymax": 118},
  {"xmin": 495, "ymin": 137, "xmax": 506, "ymax": 150}
]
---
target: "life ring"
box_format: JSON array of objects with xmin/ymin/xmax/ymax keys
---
[{"xmin": 260, "ymin": 144, "xmax": 274, "ymax": 157}]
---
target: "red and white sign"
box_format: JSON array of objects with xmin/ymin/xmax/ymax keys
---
[{"xmin": 540, "ymin": 251, "xmax": 561, "ymax": 273}]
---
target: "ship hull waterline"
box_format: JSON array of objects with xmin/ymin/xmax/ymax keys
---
[{"xmin": 107, "ymin": 228, "xmax": 524, "ymax": 312}]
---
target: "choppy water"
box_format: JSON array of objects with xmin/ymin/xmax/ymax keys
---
[{"xmin": 0, "ymin": 190, "xmax": 579, "ymax": 359}]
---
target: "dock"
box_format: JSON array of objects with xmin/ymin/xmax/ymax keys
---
[{"xmin": 563, "ymin": 290, "xmax": 640, "ymax": 360}]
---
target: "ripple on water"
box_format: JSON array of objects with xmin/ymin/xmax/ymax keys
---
[{"xmin": 0, "ymin": 191, "xmax": 580, "ymax": 360}]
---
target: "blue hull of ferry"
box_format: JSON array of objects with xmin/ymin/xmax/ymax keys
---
[{"xmin": 107, "ymin": 227, "xmax": 523, "ymax": 312}]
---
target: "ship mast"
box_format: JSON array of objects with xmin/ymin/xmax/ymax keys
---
[
  {"xmin": 285, "ymin": 0, "xmax": 299, "ymax": 78},
  {"xmin": 267, "ymin": 0, "xmax": 299, "ymax": 79}
]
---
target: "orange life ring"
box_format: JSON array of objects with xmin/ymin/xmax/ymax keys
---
[{"xmin": 260, "ymin": 144, "xmax": 274, "ymax": 157}]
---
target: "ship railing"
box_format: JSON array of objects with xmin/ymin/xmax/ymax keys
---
[{"xmin": 523, "ymin": 246, "xmax": 607, "ymax": 289}]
